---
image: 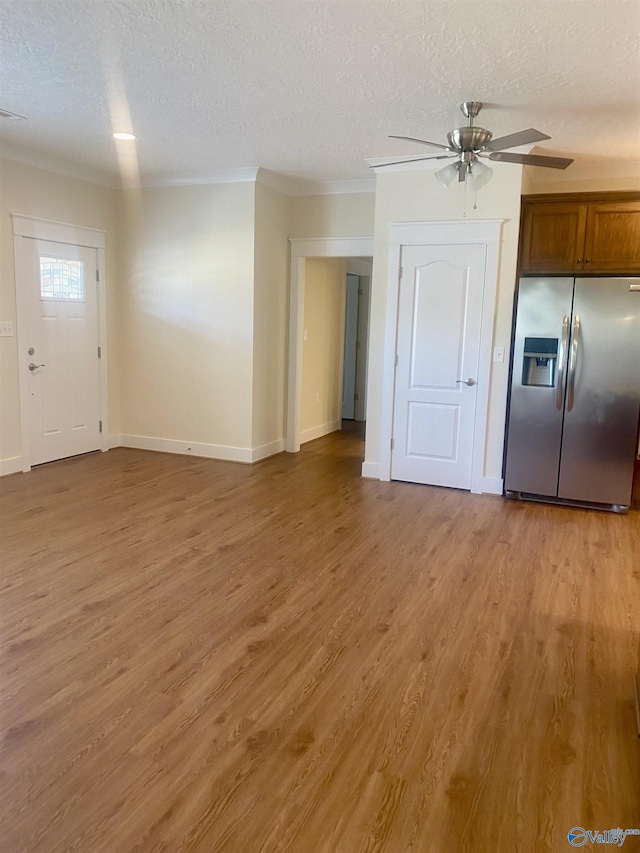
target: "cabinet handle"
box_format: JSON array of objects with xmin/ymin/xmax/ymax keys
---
[
  {"xmin": 584, "ymin": 258, "xmax": 590, "ymax": 264},
  {"xmin": 576, "ymin": 258, "xmax": 582, "ymax": 264}
]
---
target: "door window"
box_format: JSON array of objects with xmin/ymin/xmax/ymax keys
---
[{"xmin": 40, "ymin": 257, "xmax": 84, "ymax": 300}]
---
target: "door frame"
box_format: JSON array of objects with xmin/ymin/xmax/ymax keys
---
[
  {"xmin": 379, "ymin": 220, "xmax": 503, "ymax": 494},
  {"xmin": 286, "ymin": 236, "xmax": 374, "ymax": 452},
  {"xmin": 12, "ymin": 214, "xmax": 108, "ymax": 472}
]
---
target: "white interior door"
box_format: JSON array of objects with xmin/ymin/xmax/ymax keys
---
[
  {"xmin": 391, "ymin": 243, "xmax": 486, "ymax": 489},
  {"xmin": 16, "ymin": 237, "xmax": 101, "ymax": 466}
]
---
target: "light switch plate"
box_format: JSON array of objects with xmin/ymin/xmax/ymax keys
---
[
  {"xmin": 493, "ymin": 346, "xmax": 505, "ymax": 363},
  {"xmin": 0, "ymin": 321, "xmax": 14, "ymax": 337}
]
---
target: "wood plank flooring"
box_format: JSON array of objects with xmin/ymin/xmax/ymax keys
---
[{"xmin": 0, "ymin": 427, "xmax": 639, "ymax": 852}]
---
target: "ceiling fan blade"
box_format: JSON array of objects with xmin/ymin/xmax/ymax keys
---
[
  {"xmin": 489, "ymin": 151, "xmax": 574, "ymax": 170},
  {"xmin": 484, "ymin": 128, "xmax": 551, "ymax": 152},
  {"xmin": 370, "ymin": 154, "xmax": 457, "ymax": 169},
  {"xmin": 389, "ymin": 135, "xmax": 454, "ymax": 152}
]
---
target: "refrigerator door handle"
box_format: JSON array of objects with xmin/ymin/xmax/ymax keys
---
[
  {"xmin": 556, "ymin": 315, "xmax": 570, "ymax": 411},
  {"xmin": 566, "ymin": 314, "xmax": 581, "ymax": 412}
]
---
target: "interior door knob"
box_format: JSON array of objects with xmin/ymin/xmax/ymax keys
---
[
  {"xmin": 456, "ymin": 378, "xmax": 476, "ymax": 386},
  {"xmin": 28, "ymin": 362, "xmax": 45, "ymax": 371}
]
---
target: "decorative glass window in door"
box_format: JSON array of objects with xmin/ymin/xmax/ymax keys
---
[{"xmin": 40, "ymin": 257, "xmax": 84, "ymax": 300}]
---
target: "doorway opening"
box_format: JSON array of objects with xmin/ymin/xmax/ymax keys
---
[{"xmin": 286, "ymin": 237, "xmax": 374, "ymax": 457}]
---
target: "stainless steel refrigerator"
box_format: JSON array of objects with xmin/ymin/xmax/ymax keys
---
[{"xmin": 504, "ymin": 277, "xmax": 640, "ymax": 512}]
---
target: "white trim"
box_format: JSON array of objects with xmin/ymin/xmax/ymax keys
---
[
  {"xmin": 0, "ymin": 456, "xmax": 24, "ymax": 477},
  {"xmin": 286, "ymin": 236, "xmax": 374, "ymax": 453},
  {"xmin": 378, "ymin": 219, "xmax": 503, "ymax": 494},
  {"xmin": 108, "ymin": 434, "xmax": 122, "ymax": 449},
  {"xmin": 12, "ymin": 214, "xmax": 106, "ymax": 248},
  {"xmin": 251, "ymin": 439, "xmax": 285, "ymax": 462},
  {"xmin": 144, "ymin": 167, "xmax": 260, "ymax": 188},
  {"xmin": 119, "ymin": 434, "xmax": 254, "ymax": 464},
  {"xmin": 12, "ymin": 216, "xmax": 109, "ymax": 471},
  {"xmin": 300, "ymin": 419, "xmax": 342, "ymax": 445},
  {"xmin": 361, "ymin": 461, "xmax": 380, "ymax": 479},
  {"xmin": 388, "ymin": 220, "xmax": 502, "ymax": 246},
  {"xmin": 476, "ymin": 477, "xmax": 504, "ymax": 496}
]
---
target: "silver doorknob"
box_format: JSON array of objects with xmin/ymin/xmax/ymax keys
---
[
  {"xmin": 456, "ymin": 378, "xmax": 476, "ymax": 386},
  {"xmin": 28, "ymin": 362, "xmax": 45, "ymax": 371}
]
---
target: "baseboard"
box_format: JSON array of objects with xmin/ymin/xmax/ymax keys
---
[
  {"xmin": 300, "ymin": 419, "xmax": 342, "ymax": 445},
  {"xmin": 251, "ymin": 439, "xmax": 285, "ymax": 462},
  {"xmin": 118, "ymin": 433, "xmax": 254, "ymax": 464},
  {"xmin": 0, "ymin": 456, "xmax": 24, "ymax": 476},
  {"xmin": 474, "ymin": 476, "xmax": 504, "ymax": 496},
  {"xmin": 108, "ymin": 434, "xmax": 122, "ymax": 449},
  {"xmin": 361, "ymin": 461, "xmax": 381, "ymax": 479}
]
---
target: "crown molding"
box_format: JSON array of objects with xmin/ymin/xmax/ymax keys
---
[
  {"xmin": 0, "ymin": 148, "xmax": 376, "ymax": 197},
  {"xmin": 141, "ymin": 166, "xmax": 260, "ymax": 188},
  {"xmin": 0, "ymin": 147, "xmax": 118, "ymax": 188}
]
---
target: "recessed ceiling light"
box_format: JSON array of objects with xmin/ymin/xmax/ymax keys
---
[{"xmin": 113, "ymin": 132, "xmax": 136, "ymax": 140}]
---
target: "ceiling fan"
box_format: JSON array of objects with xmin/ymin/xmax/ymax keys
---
[{"xmin": 375, "ymin": 101, "xmax": 573, "ymax": 189}]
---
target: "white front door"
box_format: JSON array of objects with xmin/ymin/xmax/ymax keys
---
[
  {"xmin": 391, "ymin": 243, "xmax": 486, "ymax": 489},
  {"xmin": 15, "ymin": 237, "xmax": 101, "ymax": 466}
]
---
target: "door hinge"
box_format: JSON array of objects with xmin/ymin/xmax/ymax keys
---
[
  {"xmin": 358, "ymin": 288, "xmax": 363, "ymax": 296},
  {"xmin": 355, "ymin": 340, "xmax": 361, "ymax": 350},
  {"xmin": 97, "ymin": 346, "xmax": 101, "ymax": 358},
  {"xmin": 99, "ymin": 420, "xmax": 103, "ymax": 433},
  {"xmin": 390, "ymin": 437, "xmax": 395, "ymax": 450},
  {"xmin": 96, "ymin": 269, "xmax": 99, "ymax": 282},
  {"xmin": 354, "ymin": 393, "xmax": 359, "ymax": 401},
  {"xmin": 394, "ymin": 354, "xmax": 399, "ymax": 366},
  {"xmin": 398, "ymin": 266, "xmax": 403, "ymax": 278}
]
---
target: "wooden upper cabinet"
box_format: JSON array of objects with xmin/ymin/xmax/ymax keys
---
[
  {"xmin": 519, "ymin": 202, "xmax": 587, "ymax": 273},
  {"xmin": 583, "ymin": 201, "xmax": 640, "ymax": 272},
  {"xmin": 519, "ymin": 193, "xmax": 640, "ymax": 275}
]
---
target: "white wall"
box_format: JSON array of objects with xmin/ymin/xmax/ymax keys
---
[
  {"xmin": 0, "ymin": 157, "xmax": 121, "ymax": 472},
  {"xmin": 119, "ymin": 182, "xmax": 256, "ymax": 453},
  {"xmin": 290, "ymin": 192, "xmax": 375, "ymax": 239},
  {"xmin": 301, "ymin": 258, "xmax": 347, "ymax": 442},
  {"xmin": 252, "ymin": 180, "xmax": 290, "ymax": 454},
  {"xmin": 364, "ymin": 166, "xmax": 523, "ymax": 482}
]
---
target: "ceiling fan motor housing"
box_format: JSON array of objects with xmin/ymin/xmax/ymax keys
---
[{"xmin": 447, "ymin": 126, "xmax": 492, "ymax": 152}]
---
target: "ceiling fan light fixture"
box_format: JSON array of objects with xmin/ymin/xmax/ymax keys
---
[
  {"xmin": 470, "ymin": 159, "xmax": 493, "ymax": 189},
  {"xmin": 113, "ymin": 132, "xmax": 136, "ymax": 141},
  {"xmin": 435, "ymin": 162, "xmax": 460, "ymax": 188}
]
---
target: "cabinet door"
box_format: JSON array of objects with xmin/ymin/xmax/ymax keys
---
[
  {"xmin": 519, "ymin": 203, "xmax": 587, "ymax": 273},
  {"xmin": 583, "ymin": 201, "xmax": 640, "ymax": 273}
]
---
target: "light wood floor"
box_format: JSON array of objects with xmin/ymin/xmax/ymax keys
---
[{"xmin": 1, "ymin": 427, "xmax": 639, "ymax": 852}]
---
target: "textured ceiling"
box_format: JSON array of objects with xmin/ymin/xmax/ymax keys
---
[{"xmin": 1, "ymin": 0, "xmax": 639, "ymax": 187}]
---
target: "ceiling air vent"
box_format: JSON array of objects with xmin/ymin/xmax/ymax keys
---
[{"xmin": 0, "ymin": 108, "xmax": 26, "ymax": 121}]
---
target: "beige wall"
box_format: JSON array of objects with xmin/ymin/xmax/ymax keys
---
[
  {"xmin": 521, "ymin": 162, "xmax": 640, "ymax": 195},
  {"xmin": 252, "ymin": 181, "xmax": 290, "ymax": 451},
  {"xmin": 0, "ymin": 158, "xmax": 121, "ymax": 467},
  {"xmin": 364, "ymin": 166, "xmax": 523, "ymax": 482},
  {"xmin": 119, "ymin": 182, "xmax": 256, "ymax": 450},
  {"xmin": 289, "ymin": 192, "xmax": 375, "ymax": 238},
  {"xmin": 301, "ymin": 258, "xmax": 346, "ymax": 439}
]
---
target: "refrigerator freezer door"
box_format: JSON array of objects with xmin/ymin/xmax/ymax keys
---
[
  {"xmin": 504, "ymin": 278, "xmax": 574, "ymax": 496},
  {"xmin": 558, "ymin": 278, "xmax": 640, "ymax": 505}
]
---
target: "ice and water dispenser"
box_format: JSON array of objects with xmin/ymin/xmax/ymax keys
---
[{"xmin": 521, "ymin": 337, "xmax": 558, "ymax": 387}]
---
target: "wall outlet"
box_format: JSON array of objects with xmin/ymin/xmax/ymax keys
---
[
  {"xmin": 0, "ymin": 321, "xmax": 14, "ymax": 337},
  {"xmin": 315, "ymin": 392, "xmax": 320, "ymax": 404}
]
